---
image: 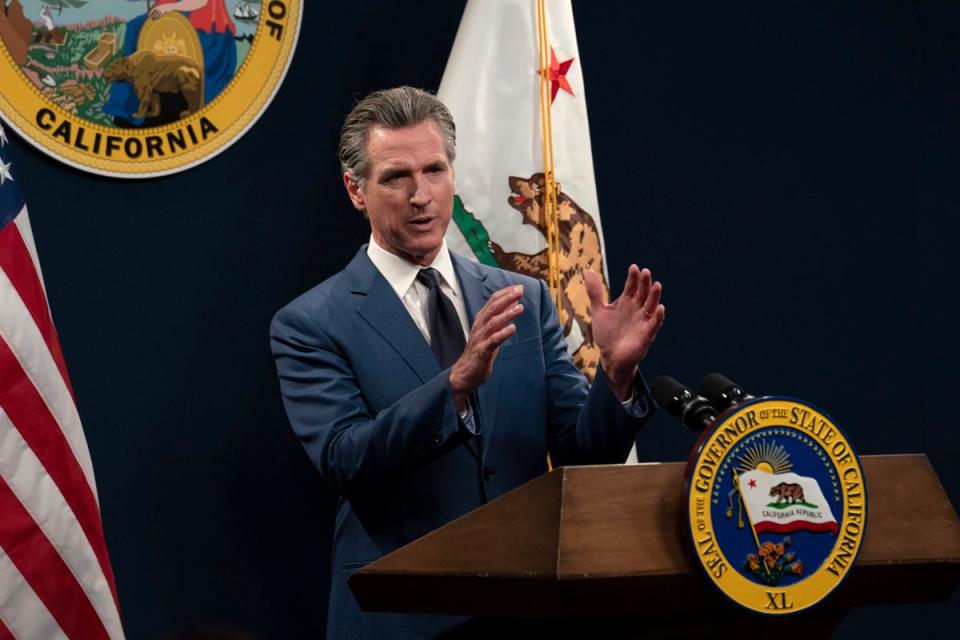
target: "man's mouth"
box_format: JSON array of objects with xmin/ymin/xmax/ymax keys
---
[{"xmin": 410, "ymin": 216, "xmax": 435, "ymax": 227}]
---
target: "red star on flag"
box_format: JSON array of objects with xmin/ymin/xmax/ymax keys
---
[
  {"xmin": 539, "ymin": 47, "xmax": 575, "ymax": 103},
  {"xmin": 748, "ymin": 479, "xmax": 757, "ymax": 489}
]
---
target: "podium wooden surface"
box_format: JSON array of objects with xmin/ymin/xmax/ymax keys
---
[{"xmin": 349, "ymin": 454, "xmax": 960, "ymax": 626}]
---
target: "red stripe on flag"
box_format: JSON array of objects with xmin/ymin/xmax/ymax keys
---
[
  {"xmin": 0, "ymin": 219, "xmax": 76, "ymax": 400},
  {"xmin": 754, "ymin": 521, "xmax": 839, "ymax": 535},
  {"xmin": 0, "ymin": 618, "xmax": 14, "ymax": 640},
  {"xmin": 0, "ymin": 476, "xmax": 109, "ymax": 640},
  {"xmin": 0, "ymin": 339, "xmax": 120, "ymax": 612}
]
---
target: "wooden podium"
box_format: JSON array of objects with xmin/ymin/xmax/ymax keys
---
[{"xmin": 349, "ymin": 454, "xmax": 960, "ymax": 634}]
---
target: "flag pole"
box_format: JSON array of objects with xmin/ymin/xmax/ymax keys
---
[
  {"xmin": 536, "ymin": 0, "xmax": 561, "ymax": 473},
  {"xmin": 535, "ymin": 0, "xmax": 562, "ymax": 312},
  {"xmin": 732, "ymin": 468, "xmax": 772, "ymax": 577}
]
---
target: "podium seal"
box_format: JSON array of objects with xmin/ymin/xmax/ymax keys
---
[
  {"xmin": 0, "ymin": 1, "xmax": 301, "ymax": 178},
  {"xmin": 686, "ymin": 397, "xmax": 867, "ymax": 614}
]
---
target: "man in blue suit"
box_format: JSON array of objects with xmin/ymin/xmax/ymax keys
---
[{"xmin": 270, "ymin": 87, "xmax": 666, "ymax": 638}]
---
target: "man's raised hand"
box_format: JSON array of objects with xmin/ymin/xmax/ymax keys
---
[
  {"xmin": 585, "ymin": 265, "xmax": 665, "ymax": 400},
  {"xmin": 449, "ymin": 285, "xmax": 525, "ymax": 409}
]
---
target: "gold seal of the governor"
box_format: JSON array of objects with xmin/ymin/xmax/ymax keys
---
[{"xmin": 687, "ymin": 397, "xmax": 867, "ymax": 614}]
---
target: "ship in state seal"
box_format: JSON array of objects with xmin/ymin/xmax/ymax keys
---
[
  {"xmin": 686, "ymin": 397, "xmax": 867, "ymax": 614},
  {"xmin": 0, "ymin": 0, "xmax": 301, "ymax": 177}
]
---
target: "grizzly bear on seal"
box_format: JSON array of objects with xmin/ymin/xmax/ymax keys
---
[{"xmin": 104, "ymin": 50, "xmax": 202, "ymax": 120}]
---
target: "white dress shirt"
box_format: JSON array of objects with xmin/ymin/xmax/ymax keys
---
[{"xmin": 367, "ymin": 236, "xmax": 470, "ymax": 344}]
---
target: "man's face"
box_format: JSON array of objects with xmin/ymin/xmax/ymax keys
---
[{"xmin": 344, "ymin": 120, "xmax": 454, "ymax": 266}]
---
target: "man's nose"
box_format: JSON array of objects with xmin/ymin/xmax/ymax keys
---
[{"xmin": 409, "ymin": 174, "xmax": 431, "ymax": 207}]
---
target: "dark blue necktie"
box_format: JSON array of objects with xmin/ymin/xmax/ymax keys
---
[{"xmin": 416, "ymin": 268, "xmax": 466, "ymax": 369}]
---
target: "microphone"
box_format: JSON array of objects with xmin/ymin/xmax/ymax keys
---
[
  {"xmin": 651, "ymin": 375, "xmax": 717, "ymax": 432},
  {"xmin": 698, "ymin": 373, "xmax": 754, "ymax": 413}
]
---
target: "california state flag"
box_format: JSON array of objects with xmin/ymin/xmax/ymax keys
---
[
  {"xmin": 440, "ymin": 0, "xmax": 609, "ymax": 381},
  {"xmin": 738, "ymin": 470, "xmax": 839, "ymax": 535}
]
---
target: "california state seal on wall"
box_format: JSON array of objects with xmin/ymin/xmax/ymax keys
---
[
  {"xmin": 0, "ymin": 0, "xmax": 301, "ymax": 177},
  {"xmin": 687, "ymin": 397, "xmax": 867, "ymax": 614}
]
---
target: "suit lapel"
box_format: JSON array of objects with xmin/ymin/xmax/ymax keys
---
[
  {"xmin": 452, "ymin": 253, "xmax": 492, "ymax": 327},
  {"xmin": 452, "ymin": 254, "xmax": 503, "ymax": 453},
  {"xmin": 348, "ymin": 248, "xmax": 440, "ymax": 384},
  {"xmin": 349, "ymin": 248, "xmax": 508, "ymax": 456}
]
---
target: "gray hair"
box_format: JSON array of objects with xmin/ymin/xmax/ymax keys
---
[{"xmin": 338, "ymin": 86, "xmax": 457, "ymax": 186}]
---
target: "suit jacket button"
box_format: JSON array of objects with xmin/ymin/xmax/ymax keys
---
[
  {"xmin": 482, "ymin": 466, "xmax": 495, "ymax": 481},
  {"xmin": 432, "ymin": 434, "xmax": 442, "ymax": 446}
]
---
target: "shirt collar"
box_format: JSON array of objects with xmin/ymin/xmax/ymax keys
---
[{"xmin": 367, "ymin": 235, "xmax": 461, "ymax": 299}]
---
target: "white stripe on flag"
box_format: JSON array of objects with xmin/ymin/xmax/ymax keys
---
[
  {"xmin": 13, "ymin": 209, "xmax": 47, "ymax": 300},
  {"xmin": 0, "ymin": 409, "xmax": 123, "ymax": 639},
  {"xmin": 0, "ymin": 546, "xmax": 69, "ymax": 640},
  {"xmin": 0, "ymin": 265, "xmax": 98, "ymax": 501}
]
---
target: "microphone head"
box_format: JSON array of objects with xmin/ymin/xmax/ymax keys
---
[
  {"xmin": 652, "ymin": 375, "xmax": 716, "ymax": 432},
  {"xmin": 651, "ymin": 375, "xmax": 693, "ymax": 418},
  {"xmin": 699, "ymin": 372, "xmax": 749, "ymax": 412}
]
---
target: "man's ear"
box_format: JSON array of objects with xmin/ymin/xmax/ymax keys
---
[{"xmin": 343, "ymin": 172, "xmax": 365, "ymax": 211}]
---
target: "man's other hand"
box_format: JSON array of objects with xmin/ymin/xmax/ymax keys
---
[
  {"xmin": 586, "ymin": 265, "xmax": 665, "ymax": 401},
  {"xmin": 449, "ymin": 285, "xmax": 524, "ymax": 408}
]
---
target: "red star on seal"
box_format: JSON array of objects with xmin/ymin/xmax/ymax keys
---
[
  {"xmin": 748, "ymin": 479, "xmax": 757, "ymax": 489},
  {"xmin": 539, "ymin": 47, "xmax": 575, "ymax": 103}
]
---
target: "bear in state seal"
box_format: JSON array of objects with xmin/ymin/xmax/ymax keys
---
[
  {"xmin": 104, "ymin": 50, "xmax": 202, "ymax": 120},
  {"xmin": 769, "ymin": 482, "xmax": 805, "ymax": 504}
]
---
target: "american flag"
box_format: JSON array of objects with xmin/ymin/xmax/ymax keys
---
[{"xmin": 0, "ymin": 123, "xmax": 124, "ymax": 638}]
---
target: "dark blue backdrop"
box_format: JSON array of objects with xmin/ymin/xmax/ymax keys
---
[{"xmin": 4, "ymin": 1, "xmax": 955, "ymax": 637}]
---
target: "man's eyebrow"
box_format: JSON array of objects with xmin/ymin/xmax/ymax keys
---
[{"xmin": 377, "ymin": 167, "xmax": 410, "ymax": 182}]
